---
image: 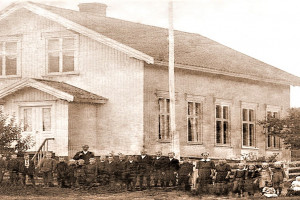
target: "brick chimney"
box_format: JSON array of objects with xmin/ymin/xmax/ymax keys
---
[{"xmin": 78, "ymin": 3, "xmax": 107, "ymax": 17}]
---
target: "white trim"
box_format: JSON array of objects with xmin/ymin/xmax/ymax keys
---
[
  {"xmin": 0, "ymin": 78, "xmax": 74, "ymax": 102},
  {"xmin": 154, "ymin": 61, "xmax": 300, "ymax": 86},
  {"xmin": 155, "ymin": 90, "xmax": 178, "ymax": 100},
  {"xmin": 20, "ymin": 2, "xmax": 153, "ymax": 64},
  {"xmin": 241, "ymin": 101, "xmax": 258, "ymax": 109},
  {"xmin": 266, "ymin": 105, "xmax": 281, "ymax": 112},
  {"xmin": 185, "ymin": 94, "xmax": 205, "ymax": 103}
]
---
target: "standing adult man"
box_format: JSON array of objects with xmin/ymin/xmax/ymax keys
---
[
  {"xmin": 165, "ymin": 152, "xmax": 179, "ymax": 187},
  {"xmin": 0, "ymin": 154, "xmax": 7, "ymax": 184},
  {"xmin": 19, "ymin": 153, "xmax": 36, "ymax": 188},
  {"xmin": 196, "ymin": 152, "xmax": 215, "ymax": 195},
  {"xmin": 73, "ymin": 145, "xmax": 94, "ymax": 165},
  {"xmin": 137, "ymin": 150, "xmax": 152, "ymax": 190},
  {"xmin": 153, "ymin": 151, "xmax": 167, "ymax": 187}
]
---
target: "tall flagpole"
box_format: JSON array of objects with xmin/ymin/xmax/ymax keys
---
[{"xmin": 168, "ymin": 0, "xmax": 180, "ymax": 159}]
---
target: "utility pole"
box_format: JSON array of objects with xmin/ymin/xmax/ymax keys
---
[{"xmin": 168, "ymin": 0, "xmax": 180, "ymax": 159}]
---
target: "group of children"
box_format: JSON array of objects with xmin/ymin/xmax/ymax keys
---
[
  {"xmin": 1, "ymin": 151, "xmax": 300, "ymax": 198},
  {"xmin": 229, "ymin": 161, "xmax": 286, "ymax": 198}
]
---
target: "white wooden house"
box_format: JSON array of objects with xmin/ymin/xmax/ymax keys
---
[{"xmin": 0, "ymin": 2, "xmax": 300, "ymax": 161}]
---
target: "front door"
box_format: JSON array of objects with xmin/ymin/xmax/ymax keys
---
[{"xmin": 20, "ymin": 106, "xmax": 53, "ymax": 151}]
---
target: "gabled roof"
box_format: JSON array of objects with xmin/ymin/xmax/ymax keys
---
[
  {"xmin": 0, "ymin": 78, "xmax": 107, "ymax": 104},
  {"xmin": 1, "ymin": 2, "xmax": 300, "ymax": 86}
]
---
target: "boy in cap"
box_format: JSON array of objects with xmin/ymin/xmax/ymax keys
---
[
  {"xmin": 67, "ymin": 159, "xmax": 77, "ymax": 188},
  {"xmin": 7, "ymin": 153, "xmax": 20, "ymax": 185},
  {"xmin": 19, "ymin": 153, "xmax": 36, "ymax": 188},
  {"xmin": 0, "ymin": 154, "xmax": 7, "ymax": 184},
  {"xmin": 85, "ymin": 157, "xmax": 98, "ymax": 188},
  {"xmin": 73, "ymin": 145, "xmax": 94, "ymax": 165},
  {"xmin": 116, "ymin": 153, "xmax": 127, "ymax": 190},
  {"xmin": 106, "ymin": 153, "xmax": 117, "ymax": 190},
  {"xmin": 97, "ymin": 155, "xmax": 108, "ymax": 185},
  {"xmin": 75, "ymin": 159, "xmax": 86, "ymax": 189},
  {"xmin": 56, "ymin": 156, "xmax": 68, "ymax": 188},
  {"xmin": 39, "ymin": 152, "xmax": 56, "ymax": 187},
  {"xmin": 178, "ymin": 157, "xmax": 193, "ymax": 191}
]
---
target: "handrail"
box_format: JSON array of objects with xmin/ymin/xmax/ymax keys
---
[{"xmin": 31, "ymin": 138, "xmax": 54, "ymax": 162}]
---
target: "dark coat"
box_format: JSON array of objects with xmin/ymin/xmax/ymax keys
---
[
  {"xmin": 137, "ymin": 155, "xmax": 152, "ymax": 173},
  {"xmin": 0, "ymin": 159, "xmax": 7, "ymax": 169},
  {"xmin": 179, "ymin": 162, "xmax": 193, "ymax": 176},
  {"xmin": 97, "ymin": 161, "xmax": 107, "ymax": 174},
  {"xmin": 19, "ymin": 159, "xmax": 35, "ymax": 175},
  {"xmin": 126, "ymin": 160, "xmax": 138, "ymax": 175},
  {"xmin": 7, "ymin": 159, "xmax": 19, "ymax": 172},
  {"xmin": 106, "ymin": 161, "xmax": 117, "ymax": 175},
  {"xmin": 56, "ymin": 162, "xmax": 68, "ymax": 176},
  {"xmin": 166, "ymin": 158, "xmax": 180, "ymax": 172},
  {"xmin": 73, "ymin": 151, "xmax": 94, "ymax": 165},
  {"xmin": 153, "ymin": 157, "xmax": 167, "ymax": 171}
]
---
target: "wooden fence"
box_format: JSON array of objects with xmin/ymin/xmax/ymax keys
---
[{"xmin": 285, "ymin": 161, "xmax": 300, "ymax": 181}]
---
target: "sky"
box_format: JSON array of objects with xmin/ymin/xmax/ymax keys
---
[{"xmin": 1, "ymin": 0, "xmax": 300, "ymax": 107}]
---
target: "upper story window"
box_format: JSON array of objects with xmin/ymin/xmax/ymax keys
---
[
  {"xmin": 46, "ymin": 36, "xmax": 78, "ymax": 75},
  {"xmin": 0, "ymin": 40, "xmax": 20, "ymax": 77},
  {"xmin": 266, "ymin": 108, "xmax": 281, "ymax": 149},
  {"xmin": 216, "ymin": 104, "xmax": 230, "ymax": 145}
]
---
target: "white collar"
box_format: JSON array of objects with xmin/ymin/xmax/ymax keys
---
[
  {"xmin": 156, "ymin": 157, "xmax": 161, "ymax": 159},
  {"xmin": 83, "ymin": 151, "xmax": 88, "ymax": 154},
  {"xmin": 201, "ymin": 158, "xmax": 211, "ymax": 161},
  {"xmin": 141, "ymin": 155, "xmax": 146, "ymax": 158}
]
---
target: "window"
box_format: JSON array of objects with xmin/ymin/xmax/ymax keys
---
[
  {"xmin": 23, "ymin": 108, "xmax": 32, "ymax": 132},
  {"xmin": 46, "ymin": 37, "xmax": 77, "ymax": 74},
  {"xmin": 242, "ymin": 109, "xmax": 255, "ymax": 147},
  {"xmin": 0, "ymin": 41, "xmax": 19, "ymax": 76},
  {"xmin": 42, "ymin": 108, "xmax": 51, "ymax": 132},
  {"xmin": 158, "ymin": 98, "xmax": 170, "ymax": 140},
  {"xmin": 187, "ymin": 102, "xmax": 202, "ymax": 143},
  {"xmin": 216, "ymin": 104, "xmax": 230, "ymax": 145},
  {"xmin": 267, "ymin": 111, "xmax": 280, "ymax": 149}
]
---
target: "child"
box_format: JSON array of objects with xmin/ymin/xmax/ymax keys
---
[
  {"xmin": 85, "ymin": 157, "xmax": 98, "ymax": 188},
  {"xmin": 232, "ymin": 163, "xmax": 246, "ymax": 197},
  {"xmin": 106, "ymin": 154, "xmax": 117, "ymax": 190},
  {"xmin": 178, "ymin": 157, "xmax": 194, "ymax": 191},
  {"xmin": 7, "ymin": 153, "xmax": 19, "ymax": 185},
  {"xmin": 287, "ymin": 176, "xmax": 300, "ymax": 196},
  {"xmin": 259, "ymin": 162, "xmax": 272, "ymax": 193},
  {"xmin": 67, "ymin": 159, "xmax": 77, "ymax": 188},
  {"xmin": 75, "ymin": 159, "xmax": 86, "ymax": 189},
  {"xmin": 262, "ymin": 182, "xmax": 278, "ymax": 198},
  {"xmin": 272, "ymin": 161, "xmax": 285, "ymax": 196},
  {"xmin": 56, "ymin": 156, "xmax": 68, "ymax": 188},
  {"xmin": 0, "ymin": 154, "xmax": 7, "ymax": 184},
  {"xmin": 244, "ymin": 164, "xmax": 259, "ymax": 197},
  {"xmin": 97, "ymin": 156, "xmax": 108, "ymax": 185},
  {"xmin": 125, "ymin": 155, "xmax": 138, "ymax": 191},
  {"xmin": 116, "ymin": 153, "xmax": 127, "ymax": 190},
  {"xmin": 19, "ymin": 153, "xmax": 36, "ymax": 188},
  {"xmin": 214, "ymin": 159, "xmax": 231, "ymax": 196},
  {"xmin": 39, "ymin": 152, "xmax": 56, "ymax": 187}
]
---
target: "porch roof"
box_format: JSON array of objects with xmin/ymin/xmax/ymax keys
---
[{"xmin": 0, "ymin": 78, "xmax": 108, "ymax": 104}]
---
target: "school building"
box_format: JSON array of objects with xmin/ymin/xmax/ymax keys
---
[{"xmin": 0, "ymin": 2, "xmax": 299, "ymax": 161}]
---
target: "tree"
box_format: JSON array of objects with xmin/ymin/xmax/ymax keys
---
[
  {"xmin": 0, "ymin": 110, "xmax": 34, "ymax": 154},
  {"xmin": 258, "ymin": 108, "xmax": 300, "ymax": 149}
]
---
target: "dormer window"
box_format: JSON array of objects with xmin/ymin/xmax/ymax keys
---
[
  {"xmin": 46, "ymin": 36, "xmax": 78, "ymax": 75},
  {"xmin": 0, "ymin": 40, "xmax": 20, "ymax": 77}
]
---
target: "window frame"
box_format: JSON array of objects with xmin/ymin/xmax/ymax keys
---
[
  {"xmin": 0, "ymin": 37, "xmax": 21, "ymax": 78},
  {"xmin": 241, "ymin": 102, "xmax": 257, "ymax": 148},
  {"xmin": 158, "ymin": 97, "xmax": 171, "ymax": 142},
  {"xmin": 45, "ymin": 34, "xmax": 79, "ymax": 76},
  {"xmin": 186, "ymin": 94, "xmax": 204, "ymax": 144},
  {"xmin": 266, "ymin": 106, "xmax": 281, "ymax": 150},
  {"xmin": 215, "ymin": 99, "xmax": 231, "ymax": 146}
]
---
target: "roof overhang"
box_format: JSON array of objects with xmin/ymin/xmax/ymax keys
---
[
  {"xmin": 0, "ymin": 2, "xmax": 154, "ymax": 64},
  {"xmin": 154, "ymin": 61, "xmax": 300, "ymax": 86},
  {"xmin": 0, "ymin": 78, "xmax": 74, "ymax": 101}
]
